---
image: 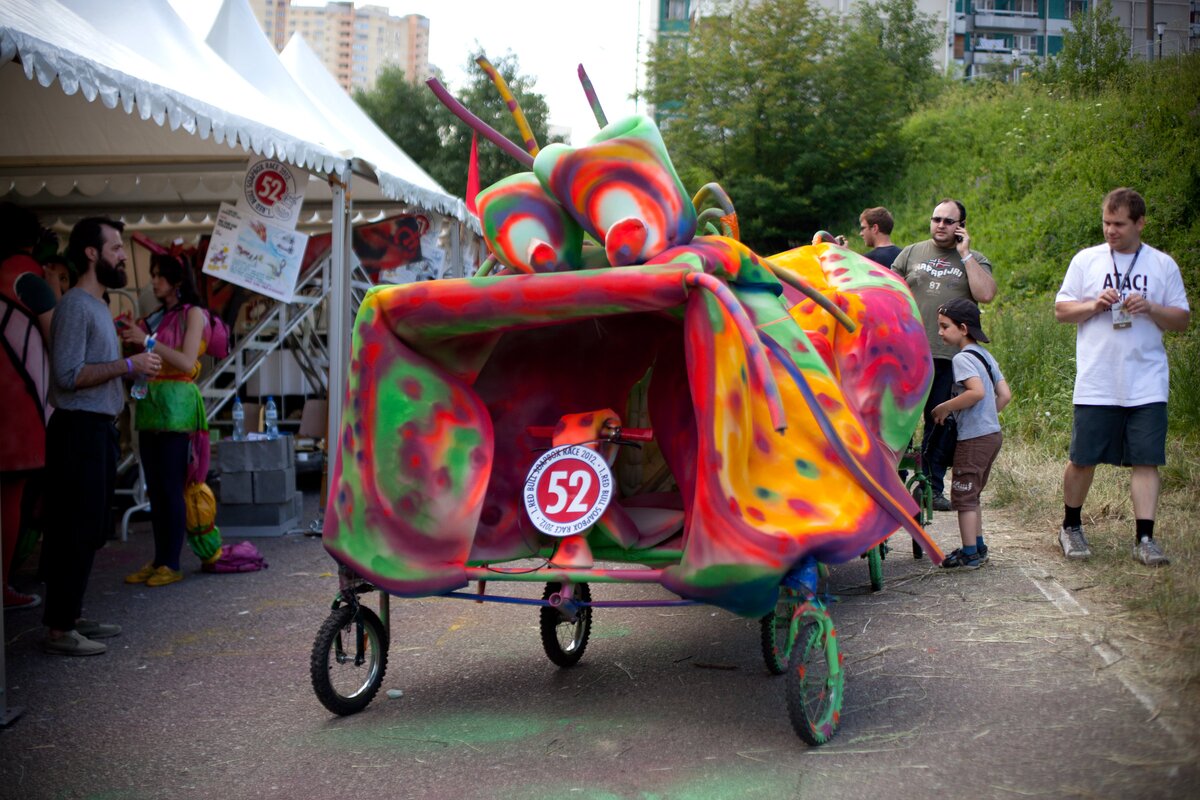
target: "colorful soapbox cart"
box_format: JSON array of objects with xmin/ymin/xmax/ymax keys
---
[{"xmin": 311, "ymin": 85, "xmax": 939, "ymax": 744}]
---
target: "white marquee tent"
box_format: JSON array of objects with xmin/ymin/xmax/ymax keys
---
[
  {"xmin": 0, "ymin": 0, "xmax": 477, "ymax": 428},
  {"xmin": 1, "ymin": 0, "xmax": 481, "ymax": 724}
]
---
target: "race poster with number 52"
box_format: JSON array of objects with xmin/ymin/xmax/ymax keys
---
[{"xmin": 237, "ymin": 156, "xmax": 308, "ymax": 230}]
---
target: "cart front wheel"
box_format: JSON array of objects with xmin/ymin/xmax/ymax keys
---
[
  {"xmin": 540, "ymin": 582, "xmax": 592, "ymax": 667},
  {"xmin": 311, "ymin": 604, "xmax": 388, "ymax": 715},
  {"xmin": 760, "ymin": 591, "xmax": 800, "ymax": 675},
  {"xmin": 785, "ymin": 602, "xmax": 844, "ymax": 745},
  {"xmin": 868, "ymin": 545, "xmax": 884, "ymax": 592}
]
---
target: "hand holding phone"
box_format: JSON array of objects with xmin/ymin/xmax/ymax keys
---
[{"xmin": 954, "ymin": 229, "xmax": 965, "ymax": 244}]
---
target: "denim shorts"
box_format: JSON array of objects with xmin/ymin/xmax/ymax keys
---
[{"xmin": 1069, "ymin": 403, "xmax": 1168, "ymax": 467}]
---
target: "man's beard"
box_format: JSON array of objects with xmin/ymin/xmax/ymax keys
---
[{"xmin": 96, "ymin": 256, "xmax": 127, "ymax": 289}]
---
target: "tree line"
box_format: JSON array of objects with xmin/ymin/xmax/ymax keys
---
[{"xmin": 356, "ymin": 0, "xmax": 1142, "ymax": 255}]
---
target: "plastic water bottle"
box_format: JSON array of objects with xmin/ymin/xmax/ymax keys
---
[
  {"xmin": 231, "ymin": 396, "xmax": 246, "ymax": 441},
  {"xmin": 130, "ymin": 338, "xmax": 155, "ymax": 400},
  {"xmin": 264, "ymin": 396, "xmax": 279, "ymax": 440}
]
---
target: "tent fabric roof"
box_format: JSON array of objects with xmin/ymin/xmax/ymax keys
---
[
  {"xmin": 205, "ymin": 0, "xmax": 470, "ymax": 224},
  {"xmin": 277, "ymin": 32, "xmax": 473, "ymax": 225},
  {"xmin": 1, "ymin": 0, "xmax": 476, "ymax": 231},
  {"xmin": 0, "ymin": 0, "xmax": 345, "ymax": 175}
]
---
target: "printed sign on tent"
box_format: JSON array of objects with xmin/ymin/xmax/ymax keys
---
[
  {"xmin": 351, "ymin": 214, "xmax": 448, "ymax": 284},
  {"xmin": 237, "ymin": 156, "xmax": 308, "ymax": 229},
  {"xmin": 201, "ymin": 203, "xmax": 307, "ymax": 302}
]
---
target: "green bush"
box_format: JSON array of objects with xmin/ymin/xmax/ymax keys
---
[{"xmin": 851, "ymin": 54, "xmax": 1200, "ymax": 440}]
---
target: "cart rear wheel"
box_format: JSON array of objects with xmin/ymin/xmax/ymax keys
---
[
  {"xmin": 868, "ymin": 545, "xmax": 884, "ymax": 592},
  {"xmin": 540, "ymin": 582, "xmax": 592, "ymax": 667},
  {"xmin": 785, "ymin": 602, "xmax": 844, "ymax": 745},
  {"xmin": 311, "ymin": 604, "xmax": 388, "ymax": 715}
]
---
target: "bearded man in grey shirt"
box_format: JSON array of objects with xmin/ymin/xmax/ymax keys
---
[{"xmin": 42, "ymin": 217, "xmax": 161, "ymax": 656}]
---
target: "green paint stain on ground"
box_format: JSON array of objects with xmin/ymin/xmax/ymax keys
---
[
  {"xmin": 590, "ymin": 623, "xmax": 632, "ymax": 640},
  {"xmin": 300, "ymin": 713, "xmax": 626, "ymax": 753},
  {"xmin": 517, "ymin": 764, "xmax": 803, "ymax": 800}
]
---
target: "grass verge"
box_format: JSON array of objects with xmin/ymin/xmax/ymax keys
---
[{"xmin": 989, "ymin": 435, "xmax": 1200, "ymax": 693}]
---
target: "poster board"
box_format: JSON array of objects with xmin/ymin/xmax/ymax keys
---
[{"xmin": 201, "ymin": 202, "xmax": 308, "ymax": 302}]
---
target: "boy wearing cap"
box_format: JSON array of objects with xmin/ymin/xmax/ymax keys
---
[{"xmin": 930, "ymin": 298, "xmax": 1012, "ymax": 569}]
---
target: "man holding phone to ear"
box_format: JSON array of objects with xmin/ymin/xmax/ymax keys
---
[{"xmin": 892, "ymin": 199, "xmax": 997, "ymax": 511}]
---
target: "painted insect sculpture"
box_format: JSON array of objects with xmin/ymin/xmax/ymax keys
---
[{"xmin": 322, "ymin": 61, "xmax": 940, "ymax": 623}]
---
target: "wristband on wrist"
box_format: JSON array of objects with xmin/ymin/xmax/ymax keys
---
[
  {"xmin": 962, "ymin": 252, "xmax": 974, "ymax": 262},
  {"xmin": 125, "ymin": 357, "xmax": 133, "ymax": 375}
]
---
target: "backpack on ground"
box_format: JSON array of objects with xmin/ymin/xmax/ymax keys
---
[{"xmin": 201, "ymin": 541, "xmax": 267, "ymax": 573}]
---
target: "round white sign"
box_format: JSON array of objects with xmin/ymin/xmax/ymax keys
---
[
  {"xmin": 523, "ymin": 445, "xmax": 614, "ymax": 537},
  {"xmin": 243, "ymin": 159, "xmax": 300, "ymax": 221}
]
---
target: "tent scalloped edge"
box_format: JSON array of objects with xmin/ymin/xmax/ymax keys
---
[{"xmin": 0, "ymin": 27, "xmax": 347, "ymax": 178}]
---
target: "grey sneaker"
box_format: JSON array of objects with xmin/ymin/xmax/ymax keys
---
[
  {"xmin": 75, "ymin": 619, "xmax": 122, "ymax": 639},
  {"xmin": 1059, "ymin": 525, "xmax": 1092, "ymax": 559},
  {"xmin": 932, "ymin": 494, "xmax": 952, "ymax": 512},
  {"xmin": 43, "ymin": 629, "xmax": 107, "ymax": 657},
  {"xmin": 1133, "ymin": 538, "xmax": 1170, "ymax": 566}
]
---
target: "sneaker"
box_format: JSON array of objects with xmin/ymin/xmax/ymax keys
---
[
  {"xmin": 1059, "ymin": 525, "xmax": 1092, "ymax": 559},
  {"xmin": 75, "ymin": 619, "xmax": 122, "ymax": 639},
  {"xmin": 941, "ymin": 548, "xmax": 988, "ymax": 570},
  {"xmin": 932, "ymin": 494, "xmax": 952, "ymax": 512},
  {"xmin": 43, "ymin": 629, "xmax": 106, "ymax": 656},
  {"xmin": 1133, "ymin": 538, "xmax": 1170, "ymax": 567},
  {"xmin": 145, "ymin": 566, "xmax": 183, "ymax": 587},
  {"xmin": 124, "ymin": 563, "xmax": 157, "ymax": 584},
  {"xmin": 4, "ymin": 586, "xmax": 42, "ymax": 610}
]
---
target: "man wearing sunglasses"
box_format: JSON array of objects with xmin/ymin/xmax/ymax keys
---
[{"xmin": 892, "ymin": 199, "xmax": 997, "ymax": 511}]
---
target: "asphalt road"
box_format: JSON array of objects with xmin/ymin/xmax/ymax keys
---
[{"xmin": 2, "ymin": 493, "xmax": 1196, "ymax": 800}]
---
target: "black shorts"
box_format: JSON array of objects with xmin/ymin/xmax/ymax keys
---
[{"xmin": 1069, "ymin": 403, "xmax": 1167, "ymax": 467}]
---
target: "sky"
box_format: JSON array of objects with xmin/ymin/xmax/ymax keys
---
[
  {"xmin": 386, "ymin": 0, "xmax": 651, "ymax": 144},
  {"xmin": 172, "ymin": 0, "xmax": 653, "ymax": 146}
]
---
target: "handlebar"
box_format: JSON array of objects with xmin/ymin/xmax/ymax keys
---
[{"xmin": 526, "ymin": 425, "xmax": 654, "ymax": 443}]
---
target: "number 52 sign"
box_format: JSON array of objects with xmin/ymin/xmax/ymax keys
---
[
  {"xmin": 524, "ymin": 446, "xmax": 614, "ymax": 537},
  {"xmin": 238, "ymin": 156, "xmax": 308, "ymax": 229}
]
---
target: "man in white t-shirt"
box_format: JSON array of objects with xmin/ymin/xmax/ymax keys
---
[{"xmin": 1054, "ymin": 188, "xmax": 1191, "ymax": 566}]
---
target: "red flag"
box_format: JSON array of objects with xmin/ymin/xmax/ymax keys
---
[{"xmin": 465, "ymin": 133, "xmax": 480, "ymax": 216}]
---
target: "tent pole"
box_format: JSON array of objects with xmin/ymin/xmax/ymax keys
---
[
  {"xmin": 450, "ymin": 220, "xmax": 462, "ymax": 279},
  {"xmin": 325, "ymin": 170, "xmax": 352, "ymax": 491},
  {"xmin": 0, "ymin": 548, "xmax": 22, "ymax": 726}
]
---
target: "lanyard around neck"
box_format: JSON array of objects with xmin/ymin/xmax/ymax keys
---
[{"xmin": 1110, "ymin": 244, "xmax": 1143, "ymax": 292}]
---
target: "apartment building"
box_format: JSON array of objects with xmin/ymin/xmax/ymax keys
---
[
  {"xmin": 249, "ymin": 0, "xmax": 431, "ymax": 93},
  {"xmin": 670, "ymin": 0, "xmax": 1194, "ymax": 84},
  {"xmin": 954, "ymin": 0, "xmax": 1193, "ymax": 78}
]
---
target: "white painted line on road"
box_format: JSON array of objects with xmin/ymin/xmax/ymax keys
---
[
  {"xmin": 1020, "ymin": 566, "xmax": 1187, "ymax": 749},
  {"xmin": 1020, "ymin": 567, "xmax": 1088, "ymax": 616},
  {"xmin": 1082, "ymin": 631, "xmax": 1187, "ymax": 748}
]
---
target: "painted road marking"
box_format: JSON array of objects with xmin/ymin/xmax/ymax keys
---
[
  {"xmin": 1020, "ymin": 567, "xmax": 1088, "ymax": 616},
  {"xmin": 1020, "ymin": 566, "xmax": 1186, "ymax": 749}
]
